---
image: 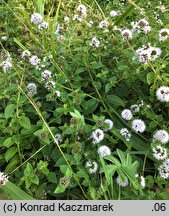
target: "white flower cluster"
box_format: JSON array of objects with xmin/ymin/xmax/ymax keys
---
[
  {"xmin": 30, "ymin": 13, "xmax": 48, "ymax": 30},
  {"xmin": 153, "ymin": 130, "xmax": 169, "ymax": 144},
  {"xmin": 136, "ymin": 43, "xmax": 162, "ymax": 64},
  {"xmin": 121, "ymin": 109, "xmax": 133, "ymax": 121},
  {"xmin": 55, "ymin": 133, "xmax": 62, "ymax": 144},
  {"xmin": 103, "ymin": 119, "xmax": 114, "ymax": 132},
  {"xmin": 132, "ymin": 119, "xmax": 146, "ymax": 133},
  {"xmin": 109, "ymin": 10, "xmax": 120, "ymax": 17},
  {"xmin": 130, "ymin": 104, "xmax": 140, "ymax": 113},
  {"xmin": 41, "ymin": 70, "xmax": 52, "ymax": 81},
  {"xmin": 0, "ymin": 172, "xmax": 9, "ymax": 187},
  {"xmin": 0, "ymin": 53, "xmax": 12, "ymax": 73},
  {"xmin": 45, "ymin": 80, "xmax": 56, "ymax": 90},
  {"xmin": 85, "ymin": 161, "xmax": 98, "ymax": 174},
  {"xmin": 156, "ymin": 86, "xmax": 169, "ymax": 102},
  {"xmin": 98, "ymin": 19, "xmax": 109, "ymax": 29},
  {"xmin": 29, "ymin": 55, "xmax": 41, "ymax": 66},
  {"xmin": 121, "ymin": 29, "xmax": 133, "ymax": 40},
  {"xmin": 135, "ymin": 174, "xmax": 145, "ymax": 188},
  {"xmin": 159, "ymin": 28, "xmax": 169, "ymax": 41},
  {"xmin": 55, "ymin": 24, "xmax": 65, "ymax": 41},
  {"xmin": 90, "ymin": 37, "xmax": 100, "ymax": 48},
  {"xmin": 152, "ymin": 145, "xmax": 167, "ymax": 160},
  {"xmin": 91, "ymin": 129, "xmax": 104, "ymax": 144},
  {"xmin": 131, "ymin": 18, "xmax": 151, "ymax": 34},
  {"xmin": 158, "ymin": 159, "xmax": 169, "ymax": 179},
  {"xmin": 116, "ymin": 175, "xmax": 129, "ymax": 187},
  {"xmin": 27, "ymin": 83, "xmax": 37, "ymax": 97},
  {"xmin": 21, "ymin": 50, "xmax": 31, "ymax": 59},
  {"xmin": 98, "ymin": 145, "xmax": 111, "ymax": 157},
  {"xmin": 73, "ymin": 4, "xmax": 87, "ymax": 22},
  {"xmin": 120, "ymin": 128, "xmax": 131, "ymax": 141}
]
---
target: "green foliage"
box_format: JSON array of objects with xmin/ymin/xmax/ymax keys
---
[{"xmin": 1, "ymin": 0, "xmax": 169, "ymax": 200}]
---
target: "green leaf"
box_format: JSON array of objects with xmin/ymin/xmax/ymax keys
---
[
  {"xmin": 0, "ymin": 181, "xmax": 35, "ymax": 200},
  {"xmin": 5, "ymin": 147, "xmax": 18, "ymax": 162},
  {"xmin": 47, "ymin": 172, "xmax": 57, "ymax": 183},
  {"xmin": 4, "ymin": 104, "xmax": 16, "ymax": 119},
  {"xmin": 3, "ymin": 137, "xmax": 14, "ymax": 148},
  {"xmin": 18, "ymin": 116, "xmax": 31, "ymax": 129},
  {"xmin": 106, "ymin": 95, "xmax": 124, "ymax": 107},
  {"xmin": 147, "ymin": 72, "xmax": 154, "ymax": 85},
  {"xmin": 54, "ymin": 185, "xmax": 66, "ymax": 194}
]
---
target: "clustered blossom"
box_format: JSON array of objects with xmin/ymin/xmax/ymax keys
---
[
  {"xmin": 116, "ymin": 175, "xmax": 129, "ymax": 187},
  {"xmin": 73, "ymin": 4, "xmax": 87, "ymax": 22},
  {"xmin": 21, "ymin": 50, "xmax": 31, "ymax": 59},
  {"xmin": 152, "ymin": 145, "xmax": 167, "ymax": 160},
  {"xmin": 90, "ymin": 37, "xmax": 100, "ymax": 48},
  {"xmin": 132, "ymin": 119, "xmax": 146, "ymax": 133},
  {"xmin": 121, "ymin": 29, "xmax": 133, "ymax": 40},
  {"xmin": 55, "ymin": 133, "xmax": 62, "ymax": 144},
  {"xmin": 0, "ymin": 53, "xmax": 12, "ymax": 73},
  {"xmin": 30, "ymin": 13, "xmax": 48, "ymax": 30},
  {"xmin": 135, "ymin": 174, "xmax": 145, "ymax": 188},
  {"xmin": 131, "ymin": 18, "xmax": 151, "ymax": 34},
  {"xmin": 153, "ymin": 130, "xmax": 169, "ymax": 144},
  {"xmin": 158, "ymin": 159, "xmax": 169, "ymax": 179},
  {"xmin": 136, "ymin": 43, "xmax": 162, "ymax": 63},
  {"xmin": 0, "ymin": 172, "xmax": 9, "ymax": 187},
  {"xmin": 27, "ymin": 83, "xmax": 37, "ymax": 97},
  {"xmin": 41, "ymin": 70, "xmax": 52, "ymax": 81},
  {"xmin": 38, "ymin": 22, "xmax": 49, "ymax": 30},
  {"xmin": 103, "ymin": 119, "xmax": 113, "ymax": 132},
  {"xmin": 29, "ymin": 55, "xmax": 41, "ymax": 66},
  {"xmin": 98, "ymin": 19, "xmax": 109, "ymax": 29},
  {"xmin": 45, "ymin": 81, "xmax": 56, "ymax": 90},
  {"xmin": 121, "ymin": 109, "xmax": 133, "ymax": 121},
  {"xmin": 109, "ymin": 10, "xmax": 119, "ymax": 17},
  {"xmin": 156, "ymin": 86, "xmax": 169, "ymax": 102},
  {"xmin": 91, "ymin": 129, "xmax": 104, "ymax": 144},
  {"xmin": 120, "ymin": 128, "xmax": 131, "ymax": 141},
  {"xmin": 130, "ymin": 104, "xmax": 140, "ymax": 113},
  {"xmin": 159, "ymin": 28, "xmax": 169, "ymax": 41},
  {"xmin": 85, "ymin": 161, "xmax": 98, "ymax": 174},
  {"xmin": 98, "ymin": 145, "xmax": 111, "ymax": 157}
]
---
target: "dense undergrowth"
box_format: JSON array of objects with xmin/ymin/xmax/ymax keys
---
[{"xmin": 0, "ymin": 0, "xmax": 169, "ymax": 200}]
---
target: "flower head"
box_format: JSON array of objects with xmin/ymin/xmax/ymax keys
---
[
  {"xmin": 31, "ymin": 13, "xmax": 43, "ymax": 25},
  {"xmin": 90, "ymin": 37, "xmax": 100, "ymax": 48},
  {"xmin": 152, "ymin": 145, "xmax": 167, "ymax": 160},
  {"xmin": 103, "ymin": 119, "xmax": 113, "ymax": 132},
  {"xmin": 120, "ymin": 128, "xmax": 131, "ymax": 141},
  {"xmin": 98, "ymin": 145, "xmax": 111, "ymax": 157},
  {"xmin": 153, "ymin": 130, "xmax": 169, "ymax": 144},
  {"xmin": 29, "ymin": 55, "xmax": 41, "ymax": 66},
  {"xmin": 116, "ymin": 175, "xmax": 129, "ymax": 187},
  {"xmin": 132, "ymin": 119, "xmax": 146, "ymax": 133},
  {"xmin": 27, "ymin": 83, "xmax": 37, "ymax": 97},
  {"xmin": 92, "ymin": 129, "xmax": 104, "ymax": 144},
  {"xmin": 0, "ymin": 172, "xmax": 9, "ymax": 187},
  {"xmin": 85, "ymin": 161, "xmax": 98, "ymax": 174},
  {"xmin": 121, "ymin": 109, "xmax": 133, "ymax": 121},
  {"xmin": 159, "ymin": 28, "xmax": 169, "ymax": 41},
  {"xmin": 156, "ymin": 86, "xmax": 169, "ymax": 102},
  {"xmin": 41, "ymin": 70, "xmax": 52, "ymax": 81}
]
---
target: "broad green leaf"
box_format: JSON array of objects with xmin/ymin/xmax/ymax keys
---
[
  {"xmin": 54, "ymin": 185, "xmax": 66, "ymax": 194},
  {"xmin": 5, "ymin": 147, "xmax": 18, "ymax": 162},
  {"xmin": 3, "ymin": 137, "xmax": 13, "ymax": 148},
  {"xmin": 106, "ymin": 95, "xmax": 124, "ymax": 107},
  {"xmin": 4, "ymin": 104, "xmax": 15, "ymax": 119},
  {"xmin": 18, "ymin": 116, "xmax": 31, "ymax": 129}
]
